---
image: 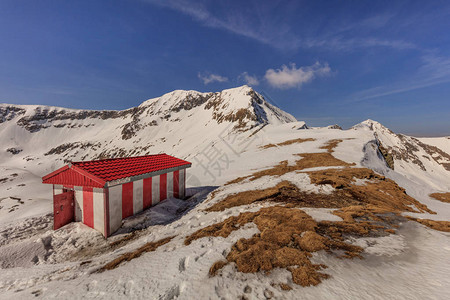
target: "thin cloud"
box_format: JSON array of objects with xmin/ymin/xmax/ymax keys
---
[
  {"xmin": 350, "ymin": 53, "xmax": 450, "ymax": 101},
  {"xmin": 198, "ymin": 72, "xmax": 228, "ymax": 85},
  {"xmin": 239, "ymin": 72, "xmax": 259, "ymax": 86},
  {"xmin": 264, "ymin": 62, "xmax": 331, "ymax": 89},
  {"xmin": 143, "ymin": 0, "xmax": 416, "ymax": 52},
  {"xmin": 144, "ymin": 0, "xmax": 282, "ymax": 47},
  {"xmin": 304, "ymin": 37, "xmax": 415, "ymax": 51}
]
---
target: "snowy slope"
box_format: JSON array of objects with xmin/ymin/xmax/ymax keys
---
[
  {"xmin": 0, "ymin": 88, "xmax": 449, "ymax": 299},
  {"xmin": 417, "ymin": 136, "xmax": 450, "ymax": 154},
  {"xmin": 0, "ymin": 85, "xmax": 296, "ymax": 221},
  {"xmin": 352, "ymin": 119, "xmax": 450, "ymax": 191}
]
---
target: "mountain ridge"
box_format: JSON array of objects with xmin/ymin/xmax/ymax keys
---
[{"xmin": 1, "ymin": 86, "xmax": 450, "ymax": 298}]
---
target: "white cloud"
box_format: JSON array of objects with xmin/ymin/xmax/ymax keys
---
[
  {"xmin": 198, "ymin": 72, "xmax": 228, "ymax": 85},
  {"xmin": 239, "ymin": 72, "xmax": 259, "ymax": 86},
  {"xmin": 264, "ymin": 62, "xmax": 331, "ymax": 89}
]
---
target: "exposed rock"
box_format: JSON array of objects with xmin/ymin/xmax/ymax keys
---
[
  {"xmin": 413, "ymin": 138, "xmax": 450, "ymax": 171},
  {"xmin": 327, "ymin": 124, "xmax": 342, "ymax": 130},
  {"xmin": 6, "ymin": 148, "xmax": 23, "ymax": 155},
  {"xmin": 171, "ymin": 93, "xmax": 213, "ymax": 112},
  {"xmin": 377, "ymin": 143, "xmax": 394, "ymax": 170},
  {"xmin": 0, "ymin": 106, "xmax": 26, "ymax": 123},
  {"xmin": 44, "ymin": 142, "xmax": 101, "ymax": 157}
]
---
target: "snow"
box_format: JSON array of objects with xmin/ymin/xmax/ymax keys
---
[
  {"xmin": 417, "ymin": 137, "xmax": 450, "ymax": 155},
  {"xmin": 0, "ymin": 90, "xmax": 449, "ymax": 299},
  {"xmin": 360, "ymin": 133, "xmax": 450, "ymax": 222},
  {"xmin": 300, "ymin": 208, "xmax": 343, "ymax": 222}
]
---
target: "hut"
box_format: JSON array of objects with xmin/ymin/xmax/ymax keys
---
[{"xmin": 42, "ymin": 154, "xmax": 191, "ymax": 237}]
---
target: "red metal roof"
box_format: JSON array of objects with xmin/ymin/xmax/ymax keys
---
[{"xmin": 42, "ymin": 154, "xmax": 191, "ymax": 187}]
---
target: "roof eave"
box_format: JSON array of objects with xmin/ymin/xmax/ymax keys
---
[
  {"xmin": 42, "ymin": 165, "xmax": 70, "ymax": 183},
  {"xmin": 104, "ymin": 163, "xmax": 191, "ymax": 188}
]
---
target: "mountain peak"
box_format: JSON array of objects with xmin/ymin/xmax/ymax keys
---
[
  {"xmin": 137, "ymin": 85, "xmax": 296, "ymax": 129},
  {"xmin": 352, "ymin": 119, "xmax": 391, "ymax": 132}
]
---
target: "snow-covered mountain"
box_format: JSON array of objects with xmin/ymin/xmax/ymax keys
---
[
  {"xmin": 353, "ymin": 119, "xmax": 450, "ymax": 190},
  {"xmin": 1, "ymin": 87, "xmax": 449, "ymax": 299},
  {"xmin": 0, "ymin": 85, "xmax": 295, "ymax": 166},
  {"xmin": 0, "ymin": 85, "xmax": 297, "ymax": 207}
]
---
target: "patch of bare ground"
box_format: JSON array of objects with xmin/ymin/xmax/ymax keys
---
[
  {"xmin": 406, "ymin": 217, "xmax": 450, "ymax": 232},
  {"xmin": 429, "ymin": 192, "xmax": 450, "ymax": 203},
  {"xmin": 96, "ymin": 236, "xmax": 174, "ymax": 272},
  {"xmin": 193, "ymin": 138, "xmax": 444, "ymax": 288},
  {"xmin": 261, "ymin": 138, "xmax": 315, "ymax": 149},
  {"xmin": 209, "ymin": 260, "xmax": 228, "ymax": 276},
  {"xmin": 295, "ymin": 152, "xmax": 355, "ymax": 169},
  {"xmin": 208, "ymin": 168, "xmax": 432, "ymax": 213},
  {"xmin": 277, "ymin": 283, "xmax": 293, "ymax": 291},
  {"xmin": 223, "ymin": 139, "xmax": 352, "ymax": 187},
  {"xmin": 185, "ymin": 206, "xmax": 396, "ymax": 286},
  {"xmin": 221, "ymin": 152, "xmax": 354, "ymax": 189},
  {"xmin": 207, "ymin": 181, "xmax": 293, "ymax": 212},
  {"xmin": 307, "ymin": 168, "xmax": 433, "ymax": 214},
  {"xmin": 319, "ymin": 139, "xmax": 344, "ymax": 152},
  {"xmin": 224, "ymin": 175, "xmax": 251, "ymax": 186}
]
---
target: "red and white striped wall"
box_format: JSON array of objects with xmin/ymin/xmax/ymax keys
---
[
  {"xmin": 53, "ymin": 185, "xmax": 107, "ymax": 235},
  {"xmin": 53, "ymin": 169, "xmax": 185, "ymax": 237},
  {"xmin": 107, "ymin": 169, "xmax": 185, "ymax": 235}
]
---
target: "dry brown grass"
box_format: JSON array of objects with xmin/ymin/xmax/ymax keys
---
[
  {"xmin": 320, "ymin": 139, "xmax": 343, "ymax": 152},
  {"xmin": 278, "ymin": 283, "xmax": 293, "ymax": 291},
  {"xmin": 208, "ymin": 167, "xmax": 433, "ymax": 214},
  {"xmin": 224, "ymin": 175, "xmax": 251, "ymax": 186},
  {"xmin": 406, "ymin": 217, "xmax": 450, "ymax": 232},
  {"xmin": 207, "ymin": 181, "xmax": 292, "ymax": 212},
  {"xmin": 97, "ymin": 236, "xmax": 174, "ymax": 272},
  {"xmin": 185, "ymin": 206, "xmax": 396, "ymax": 286},
  {"xmin": 296, "ymin": 152, "xmax": 355, "ymax": 169},
  {"xmin": 185, "ymin": 212, "xmax": 256, "ymax": 245},
  {"xmin": 223, "ymin": 139, "xmax": 351, "ymax": 187},
  {"xmin": 221, "ymin": 153, "xmax": 354, "ymax": 188},
  {"xmin": 209, "ymin": 260, "xmax": 228, "ymax": 276},
  {"xmin": 429, "ymin": 192, "xmax": 450, "ymax": 203},
  {"xmin": 261, "ymin": 138, "xmax": 315, "ymax": 149},
  {"xmin": 308, "ymin": 168, "xmax": 433, "ymax": 214},
  {"xmin": 191, "ymin": 138, "xmax": 444, "ymax": 289}
]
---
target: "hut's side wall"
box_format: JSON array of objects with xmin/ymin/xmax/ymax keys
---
[
  {"xmin": 53, "ymin": 184, "xmax": 106, "ymax": 236},
  {"xmin": 108, "ymin": 184, "xmax": 123, "ymax": 236},
  {"xmin": 106, "ymin": 170, "xmax": 186, "ymax": 236}
]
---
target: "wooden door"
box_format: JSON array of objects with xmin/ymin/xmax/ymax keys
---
[{"xmin": 53, "ymin": 191, "xmax": 75, "ymax": 230}]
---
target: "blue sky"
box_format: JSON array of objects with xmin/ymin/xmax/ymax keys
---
[{"xmin": 1, "ymin": 0, "xmax": 450, "ymax": 136}]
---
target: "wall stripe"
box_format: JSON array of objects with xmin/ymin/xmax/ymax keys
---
[
  {"xmin": 83, "ymin": 187, "xmax": 94, "ymax": 228},
  {"xmin": 122, "ymin": 182, "xmax": 134, "ymax": 219},
  {"xmin": 109, "ymin": 185, "xmax": 122, "ymax": 235},
  {"xmin": 167, "ymin": 172, "xmax": 173, "ymax": 198},
  {"xmin": 93, "ymin": 188, "xmax": 104, "ymax": 234},
  {"xmin": 104, "ymin": 188, "xmax": 110, "ymax": 237},
  {"xmin": 143, "ymin": 177, "xmax": 152, "ymax": 209},
  {"xmin": 180, "ymin": 169, "xmax": 185, "ymax": 198},
  {"xmin": 160, "ymin": 173, "xmax": 167, "ymax": 201},
  {"xmin": 133, "ymin": 179, "xmax": 143, "ymax": 214},
  {"xmin": 152, "ymin": 175, "xmax": 160, "ymax": 205},
  {"xmin": 173, "ymin": 171, "xmax": 179, "ymax": 198},
  {"xmin": 74, "ymin": 186, "xmax": 84, "ymax": 222}
]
